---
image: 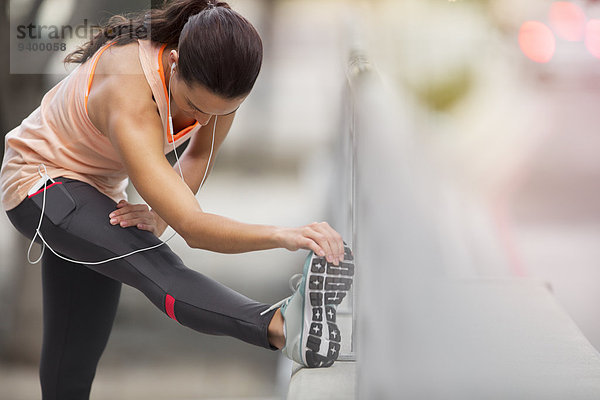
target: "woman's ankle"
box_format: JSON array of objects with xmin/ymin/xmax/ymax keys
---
[{"xmin": 267, "ymin": 308, "xmax": 286, "ymax": 349}]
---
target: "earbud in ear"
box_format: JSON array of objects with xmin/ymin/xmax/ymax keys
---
[{"xmin": 171, "ymin": 63, "xmax": 177, "ymax": 73}]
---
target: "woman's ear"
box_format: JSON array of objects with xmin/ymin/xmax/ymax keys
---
[{"xmin": 169, "ymin": 50, "xmax": 179, "ymax": 67}]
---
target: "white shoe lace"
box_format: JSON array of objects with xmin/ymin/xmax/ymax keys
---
[{"xmin": 260, "ymin": 273, "xmax": 303, "ymax": 316}]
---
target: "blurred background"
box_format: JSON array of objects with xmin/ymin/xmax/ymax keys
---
[{"xmin": 3, "ymin": 0, "xmax": 600, "ymax": 399}]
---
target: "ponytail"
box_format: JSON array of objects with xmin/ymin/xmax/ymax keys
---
[{"xmin": 64, "ymin": 0, "xmax": 262, "ymax": 99}]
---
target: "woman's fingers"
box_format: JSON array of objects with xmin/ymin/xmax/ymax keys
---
[
  {"xmin": 108, "ymin": 201, "xmax": 166, "ymax": 237},
  {"xmin": 118, "ymin": 215, "xmax": 155, "ymax": 228},
  {"xmin": 109, "ymin": 202, "xmax": 153, "ymax": 227},
  {"xmin": 278, "ymin": 222, "xmax": 345, "ymax": 265},
  {"xmin": 303, "ymin": 226, "xmax": 331, "ymax": 259},
  {"xmin": 110, "ymin": 211, "xmax": 152, "ymax": 226},
  {"xmin": 300, "ymin": 237, "xmax": 325, "ymax": 258},
  {"xmin": 110, "ymin": 202, "xmax": 147, "ymax": 217},
  {"xmin": 315, "ymin": 222, "xmax": 344, "ymax": 263},
  {"xmin": 136, "ymin": 223, "xmax": 153, "ymax": 231},
  {"xmin": 113, "ymin": 203, "xmax": 149, "ymax": 214},
  {"xmin": 305, "ymin": 222, "xmax": 344, "ymax": 265}
]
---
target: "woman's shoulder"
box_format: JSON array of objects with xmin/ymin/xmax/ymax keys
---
[
  {"xmin": 89, "ymin": 40, "xmax": 154, "ymax": 102},
  {"xmin": 86, "ymin": 40, "xmax": 159, "ymax": 136},
  {"xmin": 94, "ymin": 40, "xmax": 144, "ymax": 77}
]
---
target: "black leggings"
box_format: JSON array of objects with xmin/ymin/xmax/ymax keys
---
[{"xmin": 6, "ymin": 177, "xmax": 277, "ymax": 400}]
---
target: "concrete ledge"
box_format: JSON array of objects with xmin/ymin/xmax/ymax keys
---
[
  {"xmin": 287, "ymin": 278, "xmax": 600, "ymax": 399},
  {"xmin": 358, "ymin": 278, "xmax": 600, "ymax": 399},
  {"xmin": 288, "ymin": 361, "xmax": 356, "ymax": 400}
]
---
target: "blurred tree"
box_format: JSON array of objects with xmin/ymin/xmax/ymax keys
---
[{"xmin": 410, "ymin": 67, "xmax": 474, "ymax": 113}]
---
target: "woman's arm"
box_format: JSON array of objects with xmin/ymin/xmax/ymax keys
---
[
  {"xmin": 174, "ymin": 112, "xmax": 233, "ymax": 194},
  {"xmin": 90, "ymin": 67, "xmax": 345, "ymax": 264},
  {"xmin": 109, "ymin": 113, "xmax": 231, "ymax": 235},
  {"xmin": 106, "ymin": 92, "xmax": 274, "ymax": 253}
]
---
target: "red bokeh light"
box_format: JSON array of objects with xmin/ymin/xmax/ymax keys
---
[
  {"xmin": 519, "ymin": 21, "xmax": 556, "ymax": 63},
  {"xmin": 585, "ymin": 19, "xmax": 600, "ymax": 59},
  {"xmin": 549, "ymin": 2, "xmax": 586, "ymax": 41}
]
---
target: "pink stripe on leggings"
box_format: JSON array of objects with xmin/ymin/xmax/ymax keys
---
[{"xmin": 165, "ymin": 294, "xmax": 178, "ymax": 322}]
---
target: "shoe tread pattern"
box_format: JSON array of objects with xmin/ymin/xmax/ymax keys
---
[{"xmin": 304, "ymin": 245, "xmax": 354, "ymax": 368}]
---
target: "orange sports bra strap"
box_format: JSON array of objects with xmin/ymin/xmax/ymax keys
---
[
  {"xmin": 156, "ymin": 42, "xmax": 199, "ymax": 143},
  {"xmin": 85, "ymin": 41, "xmax": 117, "ymax": 113}
]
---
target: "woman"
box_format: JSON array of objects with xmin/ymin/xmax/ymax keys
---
[{"xmin": 0, "ymin": 0, "xmax": 354, "ymax": 398}]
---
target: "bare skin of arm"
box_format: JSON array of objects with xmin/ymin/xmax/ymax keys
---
[
  {"xmin": 109, "ymin": 108, "xmax": 233, "ymax": 236},
  {"xmin": 86, "ymin": 42, "xmax": 345, "ymax": 264},
  {"xmin": 175, "ymin": 112, "xmax": 234, "ymax": 193}
]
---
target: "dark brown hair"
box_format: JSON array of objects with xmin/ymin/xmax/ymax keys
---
[{"xmin": 64, "ymin": 0, "xmax": 263, "ymax": 99}]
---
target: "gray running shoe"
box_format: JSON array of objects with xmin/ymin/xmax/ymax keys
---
[{"xmin": 262, "ymin": 244, "xmax": 355, "ymax": 367}]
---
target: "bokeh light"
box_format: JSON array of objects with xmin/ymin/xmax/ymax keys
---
[
  {"xmin": 549, "ymin": 1, "xmax": 586, "ymax": 42},
  {"xmin": 585, "ymin": 19, "xmax": 600, "ymax": 59},
  {"xmin": 519, "ymin": 21, "xmax": 556, "ymax": 63}
]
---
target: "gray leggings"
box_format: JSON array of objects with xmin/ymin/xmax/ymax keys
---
[{"xmin": 6, "ymin": 177, "xmax": 277, "ymax": 400}]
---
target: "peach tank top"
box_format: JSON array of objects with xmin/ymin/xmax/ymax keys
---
[{"xmin": 0, "ymin": 39, "xmax": 199, "ymax": 211}]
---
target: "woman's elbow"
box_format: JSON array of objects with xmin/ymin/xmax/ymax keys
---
[
  {"xmin": 183, "ymin": 235, "xmax": 202, "ymax": 249},
  {"xmin": 173, "ymin": 215, "xmax": 202, "ymax": 249}
]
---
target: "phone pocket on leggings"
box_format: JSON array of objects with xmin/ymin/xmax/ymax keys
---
[{"xmin": 29, "ymin": 180, "xmax": 77, "ymax": 226}]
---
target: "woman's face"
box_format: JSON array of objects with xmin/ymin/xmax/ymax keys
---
[{"xmin": 170, "ymin": 75, "xmax": 246, "ymax": 125}]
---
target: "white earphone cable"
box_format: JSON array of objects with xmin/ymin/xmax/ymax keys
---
[
  {"xmin": 168, "ymin": 64, "xmax": 216, "ymax": 191},
  {"xmin": 168, "ymin": 65, "xmax": 186, "ymax": 182}
]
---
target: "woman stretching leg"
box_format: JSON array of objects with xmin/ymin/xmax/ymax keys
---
[{"xmin": 1, "ymin": 1, "xmax": 354, "ymax": 398}]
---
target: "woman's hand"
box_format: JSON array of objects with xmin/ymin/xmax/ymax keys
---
[
  {"xmin": 109, "ymin": 200, "xmax": 168, "ymax": 237},
  {"xmin": 276, "ymin": 222, "xmax": 345, "ymax": 266}
]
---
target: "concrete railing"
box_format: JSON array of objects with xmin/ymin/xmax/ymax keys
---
[{"xmin": 288, "ymin": 14, "xmax": 600, "ymax": 400}]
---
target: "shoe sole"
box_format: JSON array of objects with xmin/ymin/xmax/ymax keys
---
[{"xmin": 301, "ymin": 244, "xmax": 355, "ymax": 368}]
